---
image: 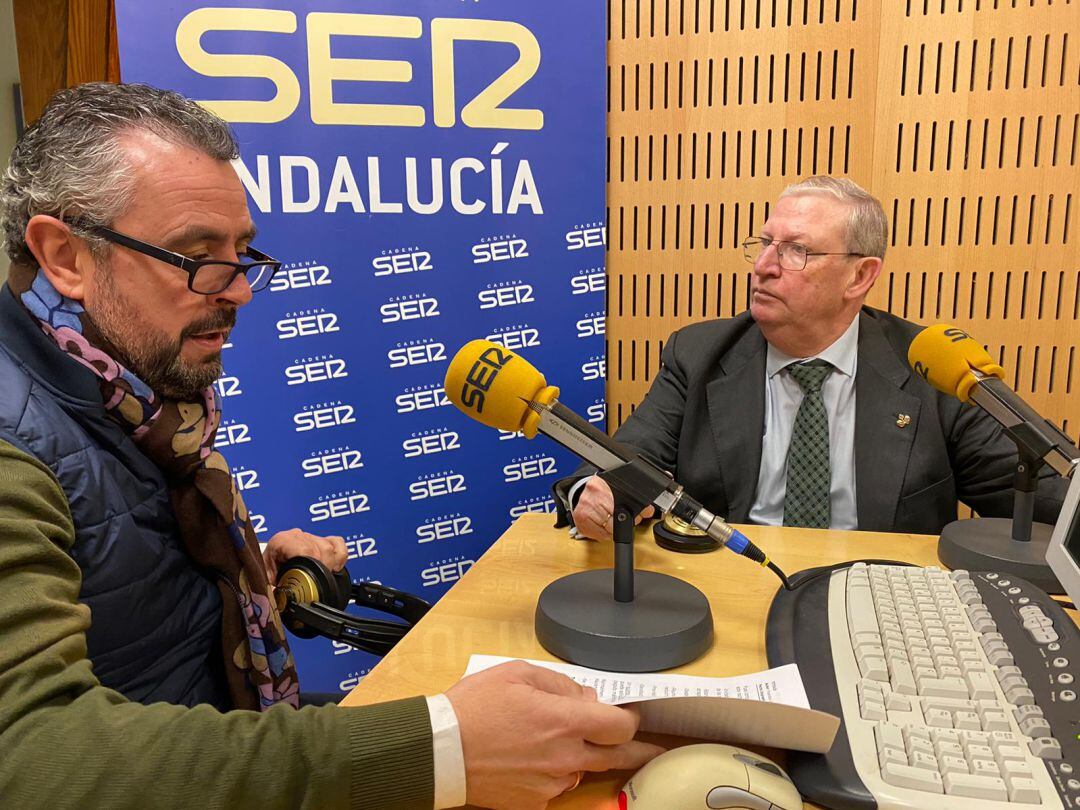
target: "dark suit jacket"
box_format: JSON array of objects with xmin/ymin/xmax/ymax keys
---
[{"xmin": 557, "ymin": 307, "xmax": 1067, "ymax": 535}]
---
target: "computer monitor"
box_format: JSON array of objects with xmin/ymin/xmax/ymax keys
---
[{"xmin": 1045, "ymin": 469, "xmax": 1080, "ymax": 605}]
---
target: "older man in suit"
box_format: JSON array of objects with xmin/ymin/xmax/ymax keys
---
[{"xmin": 560, "ymin": 176, "xmax": 1067, "ymax": 540}]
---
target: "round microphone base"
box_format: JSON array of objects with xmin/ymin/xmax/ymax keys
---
[
  {"xmin": 938, "ymin": 517, "xmax": 1064, "ymax": 594},
  {"xmin": 535, "ymin": 569, "xmax": 713, "ymax": 672}
]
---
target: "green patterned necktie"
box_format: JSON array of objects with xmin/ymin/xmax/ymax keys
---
[{"xmin": 783, "ymin": 359, "xmax": 834, "ymax": 529}]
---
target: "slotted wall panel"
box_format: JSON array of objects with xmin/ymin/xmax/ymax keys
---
[{"xmin": 606, "ymin": 0, "xmax": 1080, "ymax": 439}]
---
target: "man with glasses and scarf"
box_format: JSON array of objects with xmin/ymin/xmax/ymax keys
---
[
  {"xmin": 0, "ymin": 83, "xmax": 661, "ymax": 810},
  {"xmin": 560, "ymin": 176, "xmax": 1067, "ymax": 541}
]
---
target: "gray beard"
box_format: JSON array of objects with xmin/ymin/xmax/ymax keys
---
[{"xmin": 88, "ymin": 265, "xmax": 229, "ymax": 401}]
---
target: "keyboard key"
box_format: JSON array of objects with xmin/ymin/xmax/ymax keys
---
[
  {"xmin": 981, "ymin": 711, "xmax": 1012, "ymax": 732},
  {"xmin": 942, "ymin": 771, "xmax": 1008, "ymax": 800},
  {"xmin": 1028, "ymin": 737, "xmax": 1062, "ymax": 760},
  {"xmin": 1000, "ymin": 759, "xmax": 1033, "ymax": 778},
  {"xmin": 959, "ymin": 729, "xmax": 990, "ymax": 744},
  {"xmin": 1005, "ymin": 776, "xmax": 1042, "ymax": 804},
  {"xmin": 922, "ymin": 696, "xmax": 974, "ymax": 712},
  {"xmin": 1018, "ymin": 716, "xmax": 1052, "ymax": 738},
  {"xmin": 1000, "ymin": 673, "xmax": 1028, "ymax": 692},
  {"xmin": 886, "ymin": 692, "xmax": 911, "ymax": 711},
  {"xmin": 934, "ymin": 740, "xmax": 965, "ymax": 759},
  {"xmin": 860, "ymin": 698, "xmax": 886, "ymax": 722},
  {"xmin": 982, "ymin": 638, "xmax": 1008, "ymax": 656},
  {"xmin": 965, "ymin": 669, "xmax": 998, "ymax": 700},
  {"xmin": 903, "ymin": 726, "xmax": 932, "ymax": 747},
  {"xmin": 972, "ymin": 616, "xmax": 997, "ymax": 633},
  {"xmin": 907, "ymin": 738, "xmax": 935, "ymax": 761},
  {"xmin": 931, "ymin": 728, "xmax": 961, "ymax": 743},
  {"xmin": 881, "ymin": 761, "xmax": 944, "ymax": 793},
  {"xmin": 971, "ymin": 758, "xmax": 1001, "ymax": 777},
  {"xmin": 924, "ymin": 707, "xmax": 952, "ymax": 728},
  {"xmin": 879, "ymin": 746, "xmax": 907, "ymax": 768},
  {"xmin": 920, "ymin": 677, "xmax": 969, "ymax": 699},
  {"xmin": 1014, "ymin": 704, "xmax": 1045, "ymax": 721},
  {"xmin": 939, "ymin": 754, "xmax": 969, "ymax": 775},
  {"xmin": 858, "ymin": 655, "xmax": 889, "ymax": 682},
  {"xmin": 954, "ymin": 710, "xmax": 981, "ymax": 731},
  {"xmin": 848, "ymin": 583, "xmax": 880, "ymax": 636},
  {"xmin": 876, "ymin": 723, "xmax": 904, "ymax": 749},
  {"xmin": 995, "ymin": 745, "xmax": 1029, "ymax": 768},
  {"xmin": 1005, "ymin": 686, "xmax": 1035, "ymax": 706},
  {"xmin": 910, "ymin": 750, "xmax": 938, "ymax": 771},
  {"xmin": 888, "ymin": 708, "xmax": 925, "ymax": 727}
]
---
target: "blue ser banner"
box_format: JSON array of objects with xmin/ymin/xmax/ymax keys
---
[{"xmin": 115, "ymin": 1, "xmax": 607, "ymax": 692}]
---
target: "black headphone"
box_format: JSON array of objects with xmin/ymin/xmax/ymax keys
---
[{"xmin": 274, "ymin": 556, "xmax": 431, "ymax": 657}]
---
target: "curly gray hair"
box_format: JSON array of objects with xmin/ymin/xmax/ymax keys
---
[
  {"xmin": 779, "ymin": 176, "xmax": 889, "ymax": 260},
  {"xmin": 1, "ymin": 82, "xmax": 238, "ymax": 265}
]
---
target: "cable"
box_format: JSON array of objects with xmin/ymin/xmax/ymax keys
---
[
  {"xmin": 767, "ymin": 560, "xmax": 792, "ymax": 590},
  {"xmin": 736, "ymin": 542, "xmax": 915, "ymax": 591},
  {"xmin": 722, "ymin": 531, "xmax": 795, "ymax": 590}
]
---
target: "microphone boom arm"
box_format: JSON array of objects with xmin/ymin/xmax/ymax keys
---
[{"xmin": 970, "ymin": 372, "xmax": 1079, "ymax": 477}]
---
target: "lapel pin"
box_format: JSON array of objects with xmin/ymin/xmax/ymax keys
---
[{"xmin": 896, "ymin": 413, "xmax": 911, "ymax": 428}]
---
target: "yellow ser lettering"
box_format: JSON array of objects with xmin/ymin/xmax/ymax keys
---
[
  {"xmin": 306, "ymin": 12, "xmax": 424, "ymax": 127},
  {"xmin": 431, "ymin": 19, "xmax": 543, "ymax": 130},
  {"xmin": 175, "ymin": 8, "xmax": 301, "ymax": 124}
]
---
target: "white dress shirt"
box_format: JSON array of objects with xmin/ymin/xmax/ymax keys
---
[
  {"xmin": 748, "ymin": 316, "xmax": 860, "ymax": 529},
  {"xmin": 426, "ymin": 694, "xmax": 467, "ymax": 808}
]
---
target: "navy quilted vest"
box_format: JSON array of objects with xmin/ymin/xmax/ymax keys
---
[{"xmin": 0, "ymin": 284, "xmax": 229, "ymax": 708}]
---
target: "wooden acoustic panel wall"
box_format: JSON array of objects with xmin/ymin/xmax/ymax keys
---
[{"xmin": 606, "ymin": 0, "xmax": 1080, "ymax": 441}]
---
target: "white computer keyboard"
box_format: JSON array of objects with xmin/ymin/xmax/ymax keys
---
[{"xmin": 831, "ymin": 563, "xmax": 1073, "ymax": 808}]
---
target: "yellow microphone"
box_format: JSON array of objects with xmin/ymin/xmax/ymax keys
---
[
  {"xmin": 443, "ymin": 339, "xmax": 559, "ymax": 438},
  {"xmin": 443, "ymin": 340, "xmax": 759, "ymax": 557},
  {"xmin": 907, "ymin": 324, "xmax": 1004, "ymax": 403},
  {"xmin": 907, "ymin": 324, "xmax": 1076, "ymax": 477}
]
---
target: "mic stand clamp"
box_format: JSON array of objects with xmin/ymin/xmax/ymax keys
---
[
  {"xmin": 534, "ymin": 455, "xmax": 714, "ymax": 672},
  {"xmin": 938, "ymin": 431, "xmax": 1064, "ymax": 594}
]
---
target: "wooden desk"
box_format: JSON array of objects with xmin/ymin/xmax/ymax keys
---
[{"xmin": 342, "ymin": 514, "xmax": 1079, "ymax": 809}]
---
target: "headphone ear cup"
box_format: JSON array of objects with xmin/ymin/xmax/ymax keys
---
[
  {"xmin": 330, "ymin": 566, "xmax": 352, "ymax": 610},
  {"xmin": 277, "ymin": 555, "xmax": 339, "ymax": 605}
]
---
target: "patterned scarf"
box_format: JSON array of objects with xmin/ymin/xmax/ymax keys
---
[{"xmin": 9, "ymin": 265, "xmax": 300, "ymax": 711}]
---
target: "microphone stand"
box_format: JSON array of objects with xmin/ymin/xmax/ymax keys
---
[
  {"xmin": 938, "ymin": 423, "xmax": 1065, "ymax": 594},
  {"xmin": 534, "ymin": 455, "xmax": 714, "ymax": 672}
]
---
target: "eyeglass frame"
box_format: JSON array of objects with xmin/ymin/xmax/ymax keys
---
[
  {"xmin": 67, "ymin": 220, "xmax": 282, "ymax": 295},
  {"xmin": 741, "ymin": 236, "xmax": 867, "ymax": 271}
]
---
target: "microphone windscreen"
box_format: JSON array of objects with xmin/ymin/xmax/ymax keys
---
[
  {"xmin": 444, "ymin": 340, "xmax": 559, "ymax": 436},
  {"xmin": 907, "ymin": 324, "xmax": 1005, "ymax": 402}
]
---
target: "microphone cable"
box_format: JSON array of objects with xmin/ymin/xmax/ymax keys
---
[
  {"xmin": 717, "ymin": 526, "xmax": 794, "ymax": 590},
  {"xmin": 724, "ymin": 530, "xmax": 914, "ymax": 592}
]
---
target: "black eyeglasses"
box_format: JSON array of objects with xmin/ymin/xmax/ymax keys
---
[
  {"xmin": 742, "ymin": 237, "xmax": 866, "ymax": 272},
  {"xmin": 71, "ymin": 222, "xmax": 282, "ymax": 295}
]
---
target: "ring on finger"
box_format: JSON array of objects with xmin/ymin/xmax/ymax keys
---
[{"xmin": 570, "ymin": 771, "xmax": 583, "ymax": 791}]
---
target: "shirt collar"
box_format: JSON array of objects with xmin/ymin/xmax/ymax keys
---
[{"xmin": 765, "ymin": 315, "xmax": 860, "ymax": 379}]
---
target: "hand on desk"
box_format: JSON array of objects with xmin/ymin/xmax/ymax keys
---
[
  {"xmin": 571, "ymin": 476, "xmax": 656, "ymax": 541},
  {"xmin": 445, "ymin": 660, "xmax": 664, "ymax": 810}
]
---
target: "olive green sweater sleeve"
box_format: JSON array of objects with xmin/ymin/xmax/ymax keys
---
[{"xmin": 0, "ymin": 439, "xmax": 434, "ymax": 809}]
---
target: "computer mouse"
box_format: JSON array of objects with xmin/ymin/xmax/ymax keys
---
[{"xmin": 619, "ymin": 743, "xmax": 804, "ymax": 810}]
